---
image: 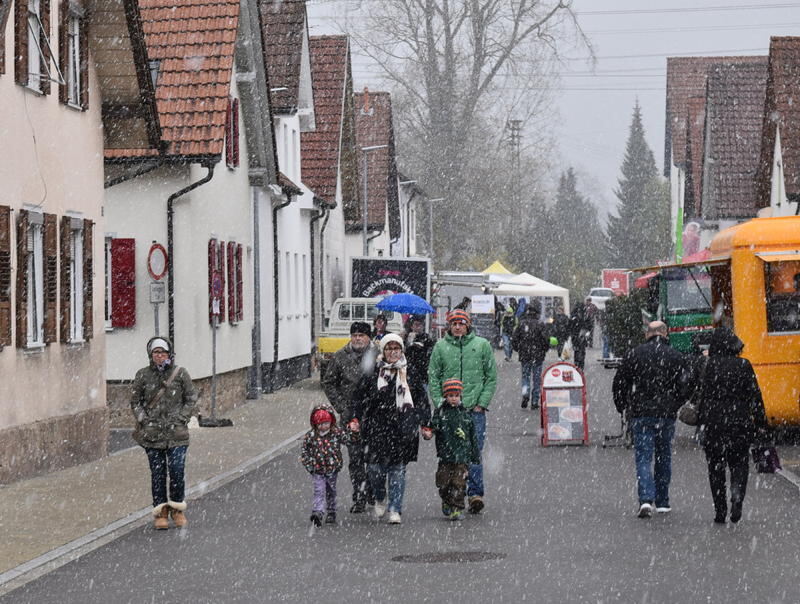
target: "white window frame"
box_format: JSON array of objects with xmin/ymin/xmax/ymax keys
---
[
  {"xmin": 68, "ymin": 219, "xmax": 84, "ymax": 342},
  {"xmin": 27, "ymin": 0, "xmax": 42, "ymax": 90},
  {"xmin": 66, "ymin": 12, "xmax": 80, "ymax": 105},
  {"xmin": 26, "ymin": 212, "xmax": 45, "ymax": 347}
]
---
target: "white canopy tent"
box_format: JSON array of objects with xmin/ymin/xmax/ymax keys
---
[{"xmin": 491, "ymin": 273, "xmax": 570, "ymax": 313}]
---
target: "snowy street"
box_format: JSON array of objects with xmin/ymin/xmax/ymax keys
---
[{"xmin": 5, "ymin": 348, "xmax": 799, "ymax": 603}]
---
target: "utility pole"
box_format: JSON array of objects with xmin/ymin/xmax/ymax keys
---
[
  {"xmin": 507, "ymin": 119, "xmax": 523, "ymax": 237},
  {"xmin": 428, "ymin": 197, "xmax": 445, "ymax": 263}
]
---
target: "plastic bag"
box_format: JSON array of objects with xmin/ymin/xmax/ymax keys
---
[{"xmin": 560, "ymin": 337, "xmax": 573, "ymax": 361}]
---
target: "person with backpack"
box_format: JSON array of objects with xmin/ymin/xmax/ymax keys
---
[{"xmin": 512, "ymin": 301, "xmax": 550, "ymax": 409}]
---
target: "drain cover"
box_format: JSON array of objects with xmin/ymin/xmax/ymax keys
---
[{"xmin": 392, "ymin": 551, "xmax": 506, "ymax": 563}]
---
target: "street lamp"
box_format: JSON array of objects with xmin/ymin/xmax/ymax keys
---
[
  {"xmin": 361, "ymin": 144, "xmax": 389, "ymax": 256},
  {"xmin": 427, "ymin": 197, "xmax": 445, "ymax": 260}
]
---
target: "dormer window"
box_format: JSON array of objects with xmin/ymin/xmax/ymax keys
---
[{"xmin": 148, "ymin": 59, "xmax": 160, "ymax": 87}]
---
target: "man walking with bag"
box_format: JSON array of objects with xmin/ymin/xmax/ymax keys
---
[{"xmin": 612, "ymin": 321, "xmax": 691, "ymax": 518}]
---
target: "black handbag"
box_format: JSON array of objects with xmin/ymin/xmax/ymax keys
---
[{"xmin": 678, "ymin": 358, "xmax": 707, "ymax": 427}]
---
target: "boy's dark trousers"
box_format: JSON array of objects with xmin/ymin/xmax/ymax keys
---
[{"xmin": 436, "ymin": 462, "xmax": 469, "ymax": 510}]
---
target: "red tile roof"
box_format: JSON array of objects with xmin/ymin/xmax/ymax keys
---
[
  {"xmin": 259, "ymin": 0, "xmax": 306, "ymax": 112},
  {"xmin": 354, "ymin": 90, "xmax": 399, "ymax": 235},
  {"xmin": 758, "ymin": 37, "xmax": 800, "ymax": 203},
  {"xmin": 704, "ymin": 60, "xmax": 768, "ymax": 219},
  {"xmin": 138, "ymin": 0, "xmax": 239, "ymax": 158},
  {"xmin": 684, "ymin": 96, "xmax": 706, "ymax": 218},
  {"xmin": 665, "ymin": 55, "xmax": 765, "ymax": 175},
  {"xmin": 301, "ymin": 36, "xmax": 356, "ymax": 207}
]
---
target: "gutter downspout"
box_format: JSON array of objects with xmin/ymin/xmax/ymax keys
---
[
  {"xmin": 319, "ymin": 209, "xmax": 332, "ymax": 327},
  {"xmin": 167, "ymin": 163, "xmax": 215, "ymax": 351},
  {"xmin": 366, "ymin": 226, "xmax": 384, "ymax": 247},
  {"xmin": 270, "ymin": 196, "xmax": 292, "ymax": 392},
  {"xmin": 309, "ymin": 207, "xmax": 327, "ymax": 342},
  {"xmin": 248, "ymin": 186, "xmax": 262, "ymax": 398}
]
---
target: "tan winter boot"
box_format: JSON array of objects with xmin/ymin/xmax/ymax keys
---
[
  {"xmin": 153, "ymin": 504, "xmax": 170, "ymax": 530},
  {"xmin": 169, "ymin": 500, "xmax": 188, "ymax": 528}
]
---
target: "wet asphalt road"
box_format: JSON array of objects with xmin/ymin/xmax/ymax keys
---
[{"xmin": 6, "ymin": 348, "xmax": 800, "ymax": 603}]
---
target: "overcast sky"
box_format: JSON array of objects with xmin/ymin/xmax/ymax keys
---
[{"xmin": 306, "ymin": 0, "xmax": 799, "ymax": 217}]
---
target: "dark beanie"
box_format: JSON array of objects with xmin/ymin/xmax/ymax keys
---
[{"xmin": 350, "ymin": 321, "xmax": 372, "ymax": 336}]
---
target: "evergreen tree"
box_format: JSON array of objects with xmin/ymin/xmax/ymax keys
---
[
  {"xmin": 547, "ymin": 168, "xmax": 607, "ymax": 302},
  {"xmin": 607, "ymin": 102, "xmax": 672, "ymax": 268}
]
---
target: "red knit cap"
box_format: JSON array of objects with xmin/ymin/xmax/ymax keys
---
[
  {"xmin": 446, "ymin": 309, "xmax": 471, "ymax": 326},
  {"xmin": 311, "ymin": 408, "xmax": 333, "ymax": 426},
  {"xmin": 442, "ymin": 378, "xmax": 463, "ymax": 395}
]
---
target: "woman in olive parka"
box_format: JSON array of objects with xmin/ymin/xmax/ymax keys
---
[{"xmin": 130, "ymin": 336, "xmax": 198, "ymax": 529}]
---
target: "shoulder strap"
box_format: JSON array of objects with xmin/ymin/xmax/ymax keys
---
[{"xmin": 145, "ymin": 366, "xmax": 181, "ymax": 410}]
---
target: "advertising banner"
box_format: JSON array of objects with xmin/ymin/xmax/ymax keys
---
[{"xmin": 351, "ymin": 257, "xmax": 430, "ymax": 298}]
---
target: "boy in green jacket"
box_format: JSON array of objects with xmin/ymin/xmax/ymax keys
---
[{"xmin": 422, "ymin": 378, "xmax": 480, "ymax": 521}]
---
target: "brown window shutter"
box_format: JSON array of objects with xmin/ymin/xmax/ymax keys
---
[
  {"xmin": 110, "ymin": 237, "xmax": 135, "ymax": 328},
  {"xmin": 15, "ymin": 0, "xmax": 29, "ymax": 85},
  {"xmin": 39, "ymin": 0, "xmax": 50, "ymax": 95},
  {"xmin": 218, "ymin": 240, "xmax": 226, "ymax": 322},
  {"xmin": 225, "ymin": 98, "xmax": 233, "ymax": 168},
  {"xmin": 0, "ymin": 206, "xmax": 11, "ymax": 347},
  {"xmin": 43, "ymin": 212, "xmax": 57, "ymax": 343},
  {"xmin": 15, "ymin": 209, "xmax": 29, "ymax": 347},
  {"xmin": 0, "ymin": 0, "xmax": 7, "ymax": 75},
  {"xmin": 59, "ymin": 215, "xmax": 71, "ymax": 342},
  {"xmin": 227, "ymin": 241, "xmax": 235, "ymax": 322},
  {"xmin": 78, "ymin": 13, "xmax": 87, "ymax": 108},
  {"xmin": 208, "ymin": 238, "xmax": 216, "ymax": 324},
  {"xmin": 236, "ymin": 243, "xmax": 243, "ymax": 322},
  {"xmin": 58, "ymin": 0, "xmax": 67, "ymax": 104},
  {"xmin": 82, "ymin": 218, "xmax": 92, "ymax": 338},
  {"xmin": 232, "ymin": 98, "xmax": 240, "ymax": 168}
]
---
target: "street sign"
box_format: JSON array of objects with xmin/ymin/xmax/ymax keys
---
[
  {"xmin": 147, "ymin": 243, "xmax": 168, "ymax": 281},
  {"xmin": 149, "ymin": 282, "xmax": 166, "ymax": 304},
  {"xmin": 540, "ymin": 362, "xmax": 588, "ymax": 446},
  {"xmin": 211, "ymin": 270, "xmax": 223, "ymax": 315}
]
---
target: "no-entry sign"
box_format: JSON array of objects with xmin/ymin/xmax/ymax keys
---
[{"xmin": 147, "ymin": 243, "xmax": 168, "ymax": 281}]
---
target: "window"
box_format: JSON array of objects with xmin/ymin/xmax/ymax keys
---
[
  {"xmin": 17, "ymin": 210, "xmax": 55, "ymax": 347},
  {"xmin": 0, "ymin": 0, "xmax": 10, "ymax": 74},
  {"xmin": 63, "ymin": 11, "xmax": 83, "ymax": 106},
  {"xmin": 226, "ymin": 241, "xmax": 243, "ymax": 323},
  {"xmin": 59, "ymin": 216, "xmax": 83, "ymax": 340},
  {"xmin": 294, "ymin": 253, "xmax": 299, "ymax": 311},
  {"xmin": 225, "ymin": 97, "xmax": 239, "ymax": 168},
  {"xmin": 765, "ymin": 259, "xmax": 800, "ymax": 333},
  {"xmin": 0, "ymin": 206, "xmax": 11, "ymax": 347},
  {"xmin": 107, "ymin": 237, "xmax": 135, "ymax": 328},
  {"xmin": 302, "ymin": 254, "xmax": 308, "ymax": 314},
  {"xmin": 15, "ymin": 0, "xmax": 56, "ymax": 93}
]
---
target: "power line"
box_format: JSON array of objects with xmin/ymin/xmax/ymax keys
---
[
  {"xmin": 585, "ymin": 21, "xmax": 800, "ymax": 35},
  {"xmin": 576, "ymin": 3, "xmax": 800, "ymax": 16}
]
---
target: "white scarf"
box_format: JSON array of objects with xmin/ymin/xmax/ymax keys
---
[{"xmin": 377, "ymin": 355, "xmax": 414, "ymax": 411}]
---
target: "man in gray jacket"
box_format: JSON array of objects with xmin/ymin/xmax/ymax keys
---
[{"xmin": 321, "ymin": 321, "xmax": 377, "ymax": 512}]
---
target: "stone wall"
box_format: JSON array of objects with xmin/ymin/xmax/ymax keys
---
[{"xmin": 0, "ymin": 407, "xmax": 109, "ymax": 484}]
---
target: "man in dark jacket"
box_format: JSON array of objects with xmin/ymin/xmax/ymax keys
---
[
  {"xmin": 321, "ymin": 321, "xmax": 378, "ymax": 513},
  {"xmin": 569, "ymin": 301, "xmax": 593, "ymax": 369},
  {"xmin": 512, "ymin": 302, "xmax": 550, "ymax": 409},
  {"xmin": 612, "ymin": 321, "xmax": 691, "ymax": 518},
  {"xmin": 403, "ymin": 315, "xmax": 434, "ymax": 387},
  {"xmin": 552, "ymin": 307, "xmax": 570, "ymax": 357}
]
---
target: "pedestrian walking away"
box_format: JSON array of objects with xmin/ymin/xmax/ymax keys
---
[
  {"xmin": 300, "ymin": 403, "xmax": 360, "ymax": 527},
  {"xmin": 552, "ymin": 306, "xmax": 570, "ymax": 357},
  {"xmin": 569, "ymin": 301, "xmax": 593, "ymax": 370},
  {"xmin": 130, "ymin": 336, "xmax": 198, "ymax": 530},
  {"xmin": 612, "ymin": 321, "xmax": 691, "ymax": 518},
  {"xmin": 428, "ymin": 308, "xmax": 497, "ymax": 514},
  {"xmin": 422, "ymin": 378, "xmax": 480, "ymax": 521},
  {"xmin": 321, "ymin": 321, "xmax": 378, "ymax": 513},
  {"xmin": 351, "ymin": 334, "xmax": 431, "ymax": 525},
  {"xmin": 695, "ymin": 326, "xmax": 768, "ymax": 524},
  {"xmin": 511, "ymin": 301, "xmax": 550, "ymax": 409},
  {"xmin": 403, "ymin": 314, "xmax": 435, "ymax": 388},
  {"xmin": 500, "ymin": 307, "xmax": 517, "ymax": 361}
]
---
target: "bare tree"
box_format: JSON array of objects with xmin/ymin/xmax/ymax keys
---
[{"xmin": 337, "ymin": 0, "xmax": 589, "ymax": 265}]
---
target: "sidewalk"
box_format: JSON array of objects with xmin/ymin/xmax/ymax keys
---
[{"xmin": 0, "ymin": 377, "xmax": 321, "ymax": 594}]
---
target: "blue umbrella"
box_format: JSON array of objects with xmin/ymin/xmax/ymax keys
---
[{"xmin": 376, "ymin": 293, "xmax": 435, "ymax": 314}]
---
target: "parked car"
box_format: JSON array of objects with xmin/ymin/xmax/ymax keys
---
[{"xmin": 587, "ymin": 287, "xmax": 615, "ymax": 311}]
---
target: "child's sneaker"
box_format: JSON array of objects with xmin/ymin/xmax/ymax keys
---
[
  {"xmin": 325, "ymin": 512, "xmax": 336, "ymax": 524},
  {"xmin": 441, "ymin": 503, "xmax": 452, "ymax": 517},
  {"xmin": 449, "ymin": 509, "xmax": 464, "ymax": 521},
  {"xmin": 310, "ymin": 512, "xmax": 323, "ymax": 527}
]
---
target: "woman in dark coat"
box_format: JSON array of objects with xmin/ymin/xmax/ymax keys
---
[
  {"xmin": 351, "ymin": 333, "xmax": 431, "ymax": 525},
  {"xmin": 696, "ymin": 326, "xmax": 768, "ymax": 524},
  {"xmin": 402, "ymin": 314, "xmax": 434, "ymax": 387}
]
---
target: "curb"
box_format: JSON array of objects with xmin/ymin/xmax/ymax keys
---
[{"xmin": 0, "ymin": 430, "xmax": 305, "ymax": 597}]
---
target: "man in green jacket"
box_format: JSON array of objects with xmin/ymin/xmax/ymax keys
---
[{"xmin": 428, "ymin": 308, "xmax": 497, "ymax": 513}]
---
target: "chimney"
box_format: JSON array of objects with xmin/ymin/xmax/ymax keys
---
[{"xmin": 361, "ymin": 87, "xmax": 372, "ymax": 115}]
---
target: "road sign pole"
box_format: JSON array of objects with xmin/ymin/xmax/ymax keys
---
[
  {"xmin": 211, "ymin": 307, "xmax": 218, "ymax": 421},
  {"xmin": 154, "ymin": 304, "xmax": 160, "ymax": 336}
]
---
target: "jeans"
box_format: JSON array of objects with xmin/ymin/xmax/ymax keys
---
[
  {"xmin": 145, "ymin": 446, "xmax": 188, "ymax": 507},
  {"xmin": 602, "ymin": 335, "xmax": 611, "ymax": 359},
  {"xmin": 468, "ymin": 410, "xmax": 487, "ymax": 498},
  {"xmin": 502, "ymin": 334, "xmax": 512, "ymax": 360},
  {"xmin": 311, "ymin": 473, "xmax": 338, "ymax": 514},
  {"xmin": 367, "ymin": 463, "xmax": 406, "ymax": 514},
  {"xmin": 521, "ymin": 361, "xmax": 543, "ymax": 404},
  {"xmin": 631, "ymin": 418, "xmax": 676, "ymax": 507}
]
